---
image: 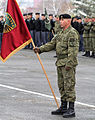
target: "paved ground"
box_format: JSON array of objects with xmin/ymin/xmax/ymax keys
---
[{"xmin": 0, "ymin": 49, "xmax": 95, "ymax": 120}]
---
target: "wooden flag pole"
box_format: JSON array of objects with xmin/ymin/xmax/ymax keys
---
[{"xmin": 31, "ymin": 38, "xmax": 59, "ymax": 108}]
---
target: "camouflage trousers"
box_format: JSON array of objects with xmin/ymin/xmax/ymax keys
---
[
  {"xmin": 57, "ymin": 66, "xmax": 76, "ymax": 102},
  {"xmin": 83, "ymin": 37, "xmax": 90, "ymax": 51},
  {"xmin": 91, "ymin": 38, "xmax": 95, "ymax": 52}
]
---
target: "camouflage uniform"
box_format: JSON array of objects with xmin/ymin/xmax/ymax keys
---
[
  {"xmin": 89, "ymin": 21, "xmax": 95, "ymax": 52},
  {"xmin": 39, "ymin": 26, "xmax": 79, "ymax": 102},
  {"xmin": 54, "ymin": 21, "xmax": 61, "ymax": 34},
  {"xmin": 83, "ymin": 22, "xmax": 91, "ymax": 51}
]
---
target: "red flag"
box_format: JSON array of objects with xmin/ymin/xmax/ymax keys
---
[{"xmin": 0, "ymin": 0, "xmax": 32, "ymax": 62}]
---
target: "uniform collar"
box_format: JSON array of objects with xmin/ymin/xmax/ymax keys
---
[{"xmin": 63, "ymin": 25, "xmax": 72, "ymax": 34}]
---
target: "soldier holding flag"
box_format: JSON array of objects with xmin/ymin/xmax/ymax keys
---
[{"xmin": 34, "ymin": 14, "xmax": 79, "ymax": 118}]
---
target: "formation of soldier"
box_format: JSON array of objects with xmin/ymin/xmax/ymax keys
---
[
  {"xmin": 71, "ymin": 15, "xmax": 95, "ymax": 58},
  {"xmin": 83, "ymin": 15, "xmax": 95, "ymax": 58},
  {"xmin": 23, "ymin": 12, "xmax": 55, "ymax": 49}
]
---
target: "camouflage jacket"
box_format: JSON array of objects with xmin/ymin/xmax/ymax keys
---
[
  {"xmin": 83, "ymin": 22, "xmax": 91, "ymax": 38},
  {"xmin": 39, "ymin": 26, "xmax": 79, "ymax": 67},
  {"xmin": 89, "ymin": 22, "xmax": 95, "ymax": 38}
]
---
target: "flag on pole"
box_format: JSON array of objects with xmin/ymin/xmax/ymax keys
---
[
  {"xmin": 0, "ymin": 0, "xmax": 32, "ymax": 62},
  {"xmin": 45, "ymin": 8, "xmax": 51, "ymax": 31}
]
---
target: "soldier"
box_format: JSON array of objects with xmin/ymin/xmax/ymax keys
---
[
  {"xmin": 23, "ymin": 13, "xmax": 30, "ymax": 31},
  {"xmin": 89, "ymin": 15, "xmax": 95, "ymax": 58},
  {"xmin": 83, "ymin": 16, "xmax": 91, "ymax": 57},
  {"xmin": 0, "ymin": 15, "xmax": 4, "ymax": 49},
  {"xmin": 41, "ymin": 14, "xmax": 47, "ymax": 45},
  {"xmin": 28, "ymin": 12, "xmax": 35, "ymax": 49},
  {"xmin": 71, "ymin": 16, "xmax": 78, "ymax": 30},
  {"xmin": 49, "ymin": 14, "xmax": 55, "ymax": 41},
  {"xmin": 23, "ymin": 13, "xmax": 30, "ymax": 49},
  {"xmin": 33, "ymin": 14, "xmax": 79, "ymax": 118},
  {"xmin": 54, "ymin": 15, "xmax": 61, "ymax": 34},
  {"xmin": 76, "ymin": 17, "xmax": 84, "ymax": 52},
  {"xmin": 34, "ymin": 13, "xmax": 41, "ymax": 47}
]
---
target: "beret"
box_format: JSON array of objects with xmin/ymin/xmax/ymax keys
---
[
  {"xmin": 59, "ymin": 14, "xmax": 71, "ymax": 19},
  {"xmin": 35, "ymin": 13, "xmax": 40, "ymax": 15}
]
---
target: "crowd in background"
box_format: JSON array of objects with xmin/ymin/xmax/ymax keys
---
[
  {"xmin": 23, "ymin": 12, "xmax": 55, "ymax": 49},
  {"xmin": 0, "ymin": 12, "xmax": 95, "ymax": 58},
  {"xmin": 71, "ymin": 15, "xmax": 95, "ymax": 58}
]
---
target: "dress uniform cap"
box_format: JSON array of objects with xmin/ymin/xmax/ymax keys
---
[
  {"xmin": 49, "ymin": 14, "xmax": 53, "ymax": 16},
  {"xmin": 35, "ymin": 13, "xmax": 40, "ymax": 15},
  {"xmin": 28, "ymin": 12, "xmax": 33, "ymax": 15},
  {"xmin": 23, "ymin": 13, "xmax": 27, "ymax": 16},
  {"xmin": 59, "ymin": 14, "xmax": 71, "ymax": 20},
  {"xmin": 41, "ymin": 14, "xmax": 45, "ymax": 16}
]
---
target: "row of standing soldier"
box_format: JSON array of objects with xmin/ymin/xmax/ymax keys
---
[
  {"xmin": 23, "ymin": 12, "xmax": 55, "ymax": 49},
  {"xmin": 0, "ymin": 13, "xmax": 55, "ymax": 49},
  {"xmin": 83, "ymin": 16, "xmax": 95, "ymax": 58},
  {"xmin": 71, "ymin": 15, "xmax": 95, "ymax": 58}
]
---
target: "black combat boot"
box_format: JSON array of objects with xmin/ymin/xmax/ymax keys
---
[
  {"xmin": 86, "ymin": 51, "xmax": 90, "ymax": 57},
  {"xmin": 63, "ymin": 102, "xmax": 75, "ymax": 118},
  {"xmin": 51, "ymin": 101, "xmax": 67, "ymax": 115},
  {"xmin": 93, "ymin": 54, "xmax": 95, "ymax": 58}
]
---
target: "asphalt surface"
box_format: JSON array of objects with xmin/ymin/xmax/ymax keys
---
[{"xmin": 0, "ymin": 49, "xmax": 95, "ymax": 120}]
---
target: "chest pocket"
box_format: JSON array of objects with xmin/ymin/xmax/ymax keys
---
[
  {"xmin": 69, "ymin": 38, "xmax": 76, "ymax": 47},
  {"xmin": 60, "ymin": 37, "xmax": 68, "ymax": 48}
]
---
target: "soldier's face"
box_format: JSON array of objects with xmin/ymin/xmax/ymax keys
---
[
  {"xmin": 41, "ymin": 16, "xmax": 45, "ymax": 20},
  {"xmin": 60, "ymin": 19, "xmax": 70, "ymax": 28},
  {"xmin": 23, "ymin": 16, "xmax": 27, "ymax": 20},
  {"xmin": 28, "ymin": 15, "xmax": 32, "ymax": 19},
  {"xmin": 35, "ymin": 15, "xmax": 40, "ymax": 19},
  {"xmin": 49, "ymin": 16, "xmax": 53, "ymax": 20}
]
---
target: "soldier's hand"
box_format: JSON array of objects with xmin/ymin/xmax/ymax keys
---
[
  {"xmin": 65, "ymin": 66, "xmax": 71, "ymax": 71},
  {"xmin": 33, "ymin": 47, "xmax": 41, "ymax": 54}
]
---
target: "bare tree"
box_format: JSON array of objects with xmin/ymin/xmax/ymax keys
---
[
  {"xmin": 0, "ymin": 0, "xmax": 6, "ymax": 14},
  {"xmin": 42, "ymin": 0, "xmax": 73, "ymax": 15}
]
